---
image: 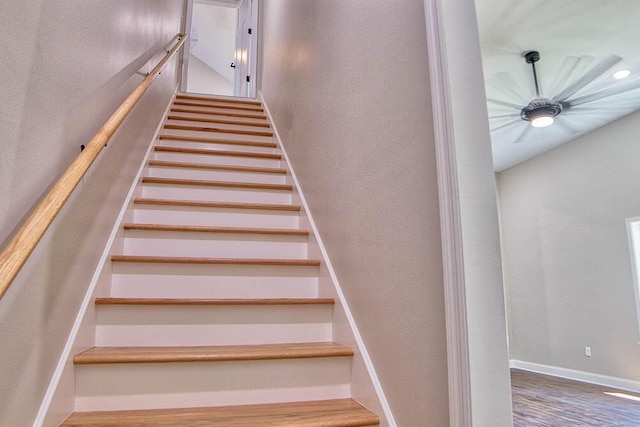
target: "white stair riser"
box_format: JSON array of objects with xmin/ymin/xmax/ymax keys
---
[
  {"xmin": 111, "ymin": 263, "xmax": 319, "ymax": 299},
  {"xmin": 153, "ymin": 151, "xmax": 281, "ymax": 168},
  {"xmin": 141, "ymin": 184, "xmax": 292, "ymax": 204},
  {"xmin": 170, "ymin": 106, "xmax": 265, "ymax": 117},
  {"xmin": 122, "ymin": 231, "xmax": 308, "ymax": 258},
  {"xmin": 110, "ymin": 280, "xmax": 318, "ymax": 299},
  {"xmin": 161, "ymin": 128, "xmax": 272, "ymax": 144},
  {"xmin": 155, "ymin": 138, "xmax": 277, "ymax": 154},
  {"xmin": 167, "ymin": 112, "xmax": 268, "ymax": 125},
  {"xmin": 133, "ymin": 206, "xmax": 300, "ymax": 228},
  {"xmin": 74, "ymin": 358, "xmax": 351, "ymax": 411},
  {"xmin": 166, "ymin": 119, "xmax": 272, "ymax": 133},
  {"xmin": 147, "ymin": 166, "xmax": 286, "ymax": 184},
  {"xmin": 175, "ymin": 97, "xmax": 262, "ymax": 107},
  {"xmin": 95, "ymin": 305, "xmax": 333, "ymax": 346}
]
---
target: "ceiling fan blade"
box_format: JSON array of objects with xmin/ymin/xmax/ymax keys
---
[
  {"xmin": 489, "ymin": 112, "xmax": 521, "ymax": 120},
  {"xmin": 554, "ymin": 117, "xmax": 579, "ymax": 134},
  {"xmin": 487, "ymin": 98, "xmax": 523, "ymax": 110},
  {"xmin": 512, "ymin": 122, "xmax": 532, "ymax": 144},
  {"xmin": 486, "ymin": 73, "xmax": 531, "ymax": 104},
  {"xmin": 568, "ymin": 78, "xmax": 640, "ymax": 106},
  {"xmin": 547, "ymin": 56, "xmax": 581, "ymax": 96},
  {"xmin": 554, "ymin": 55, "xmax": 622, "ymax": 101},
  {"xmin": 490, "ymin": 118, "xmax": 522, "ymax": 133},
  {"xmin": 568, "ymin": 64, "xmax": 640, "ymax": 96}
]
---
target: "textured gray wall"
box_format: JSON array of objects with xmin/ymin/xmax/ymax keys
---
[
  {"xmin": 259, "ymin": 1, "xmax": 449, "ymax": 425},
  {"xmin": 499, "ymin": 108, "xmax": 640, "ymax": 381},
  {"xmin": 0, "ymin": 1, "xmax": 184, "ymax": 425}
]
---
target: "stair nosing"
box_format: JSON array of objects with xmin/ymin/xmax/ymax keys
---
[
  {"xmin": 171, "ymin": 107, "xmax": 267, "ymax": 120},
  {"xmin": 73, "ymin": 342, "xmax": 353, "ymax": 365},
  {"xmin": 95, "ymin": 298, "xmax": 334, "ymax": 306},
  {"xmin": 158, "ymin": 134, "xmax": 277, "ymax": 148},
  {"xmin": 154, "ymin": 145, "xmax": 281, "ymax": 160},
  {"xmin": 148, "ymin": 160, "xmax": 287, "ymax": 175},
  {"xmin": 173, "ymin": 100, "xmax": 264, "ymax": 112},
  {"xmin": 167, "ymin": 114, "xmax": 270, "ymax": 128},
  {"xmin": 176, "ymin": 94, "xmax": 262, "ymax": 106},
  {"xmin": 122, "ymin": 223, "xmax": 308, "ymax": 235},
  {"xmin": 164, "ymin": 124, "xmax": 273, "ymax": 137},
  {"xmin": 133, "ymin": 198, "xmax": 301, "ymax": 212},
  {"xmin": 110, "ymin": 255, "xmax": 321, "ymax": 266},
  {"xmin": 141, "ymin": 177, "xmax": 292, "ymax": 191},
  {"xmin": 61, "ymin": 398, "xmax": 379, "ymax": 427}
]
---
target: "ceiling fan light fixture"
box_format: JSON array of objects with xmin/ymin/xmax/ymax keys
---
[
  {"xmin": 520, "ymin": 97, "xmax": 562, "ymax": 128},
  {"xmin": 530, "ymin": 114, "xmax": 554, "ymax": 128},
  {"xmin": 613, "ymin": 69, "xmax": 631, "ymax": 80}
]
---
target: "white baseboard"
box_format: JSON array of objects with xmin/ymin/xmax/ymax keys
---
[
  {"xmin": 259, "ymin": 91, "xmax": 396, "ymax": 427},
  {"xmin": 34, "ymin": 89, "xmax": 177, "ymax": 427},
  {"xmin": 510, "ymin": 360, "xmax": 640, "ymax": 394}
]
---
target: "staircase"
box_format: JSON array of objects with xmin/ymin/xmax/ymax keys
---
[{"xmin": 60, "ymin": 93, "xmax": 379, "ymax": 426}]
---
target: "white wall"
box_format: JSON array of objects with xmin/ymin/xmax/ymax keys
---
[
  {"xmin": 0, "ymin": 1, "xmax": 183, "ymax": 425},
  {"xmin": 259, "ymin": 1, "xmax": 449, "ymax": 425},
  {"xmin": 187, "ymin": 54, "xmax": 233, "ymax": 95},
  {"xmin": 190, "ymin": 2, "xmax": 237, "ymax": 82},
  {"xmin": 498, "ymin": 108, "xmax": 640, "ymax": 382}
]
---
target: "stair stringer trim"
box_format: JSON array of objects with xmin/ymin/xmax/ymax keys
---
[
  {"xmin": 35, "ymin": 90, "xmax": 177, "ymax": 427},
  {"xmin": 260, "ymin": 92, "xmax": 397, "ymax": 427}
]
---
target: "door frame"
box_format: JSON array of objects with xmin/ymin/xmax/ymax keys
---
[
  {"xmin": 423, "ymin": 0, "xmax": 514, "ymax": 425},
  {"xmin": 180, "ymin": 0, "xmax": 258, "ymax": 98},
  {"xmin": 234, "ymin": 0, "xmax": 259, "ymax": 98},
  {"xmin": 179, "ymin": 0, "xmax": 194, "ymax": 93}
]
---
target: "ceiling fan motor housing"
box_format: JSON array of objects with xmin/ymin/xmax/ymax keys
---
[
  {"xmin": 520, "ymin": 98, "xmax": 563, "ymax": 122},
  {"xmin": 524, "ymin": 50, "xmax": 540, "ymax": 64}
]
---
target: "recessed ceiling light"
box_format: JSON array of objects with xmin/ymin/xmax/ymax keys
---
[{"xmin": 613, "ymin": 69, "xmax": 631, "ymax": 80}]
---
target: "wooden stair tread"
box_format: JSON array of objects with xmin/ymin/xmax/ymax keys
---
[
  {"xmin": 61, "ymin": 398, "xmax": 379, "ymax": 426},
  {"xmin": 74, "ymin": 342, "xmax": 353, "ymax": 364},
  {"xmin": 159, "ymin": 134, "xmax": 276, "ymax": 148},
  {"xmin": 154, "ymin": 145, "xmax": 281, "ymax": 159},
  {"xmin": 173, "ymin": 100, "xmax": 263, "ymax": 112},
  {"xmin": 148, "ymin": 160, "xmax": 287, "ymax": 175},
  {"xmin": 123, "ymin": 223, "xmax": 308, "ymax": 235},
  {"xmin": 141, "ymin": 177, "xmax": 292, "ymax": 191},
  {"xmin": 164, "ymin": 123, "xmax": 272, "ymax": 137},
  {"xmin": 111, "ymin": 255, "xmax": 321, "ymax": 266},
  {"xmin": 154, "ymin": 145, "xmax": 280, "ymax": 160},
  {"xmin": 95, "ymin": 298, "xmax": 334, "ymax": 306},
  {"xmin": 171, "ymin": 107, "xmax": 267, "ymax": 120},
  {"xmin": 176, "ymin": 94, "xmax": 262, "ymax": 106},
  {"xmin": 133, "ymin": 198, "xmax": 301, "ymax": 211},
  {"xmin": 168, "ymin": 114, "xmax": 270, "ymax": 128}
]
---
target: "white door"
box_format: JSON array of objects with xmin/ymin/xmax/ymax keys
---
[
  {"xmin": 234, "ymin": 0, "xmax": 256, "ymax": 98},
  {"xmin": 233, "ymin": 3, "xmax": 245, "ymax": 96}
]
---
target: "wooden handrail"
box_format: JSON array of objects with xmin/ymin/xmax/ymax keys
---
[{"xmin": 0, "ymin": 33, "xmax": 187, "ymax": 300}]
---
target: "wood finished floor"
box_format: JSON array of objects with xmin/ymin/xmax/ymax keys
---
[{"xmin": 512, "ymin": 369, "xmax": 640, "ymax": 426}]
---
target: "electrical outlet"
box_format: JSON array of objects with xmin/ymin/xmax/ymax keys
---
[{"xmin": 585, "ymin": 346, "xmax": 592, "ymax": 357}]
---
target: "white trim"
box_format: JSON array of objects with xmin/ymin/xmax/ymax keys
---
[
  {"xmin": 33, "ymin": 90, "xmax": 177, "ymax": 427},
  {"xmin": 260, "ymin": 92, "xmax": 397, "ymax": 427},
  {"xmin": 179, "ymin": 0, "xmax": 194, "ymax": 93},
  {"xmin": 625, "ymin": 216, "xmax": 640, "ymax": 340},
  {"xmin": 423, "ymin": 1, "xmax": 472, "ymax": 426},
  {"xmin": 510, "ymin": 360, "xmax": 640, "ymax": 394},
  {"xmin": 247, "ymin": 0, "xmax": 259, "ymax": 98}
]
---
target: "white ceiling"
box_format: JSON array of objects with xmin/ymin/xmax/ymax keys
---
[{"xmin": 475, "ymin": 0, "xmax": 640, "ymax": 171}]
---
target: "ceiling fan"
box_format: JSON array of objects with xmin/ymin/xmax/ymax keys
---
[{"xmin": 487, "ymin": 50, "xmax": 640, "ymax": 144}]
